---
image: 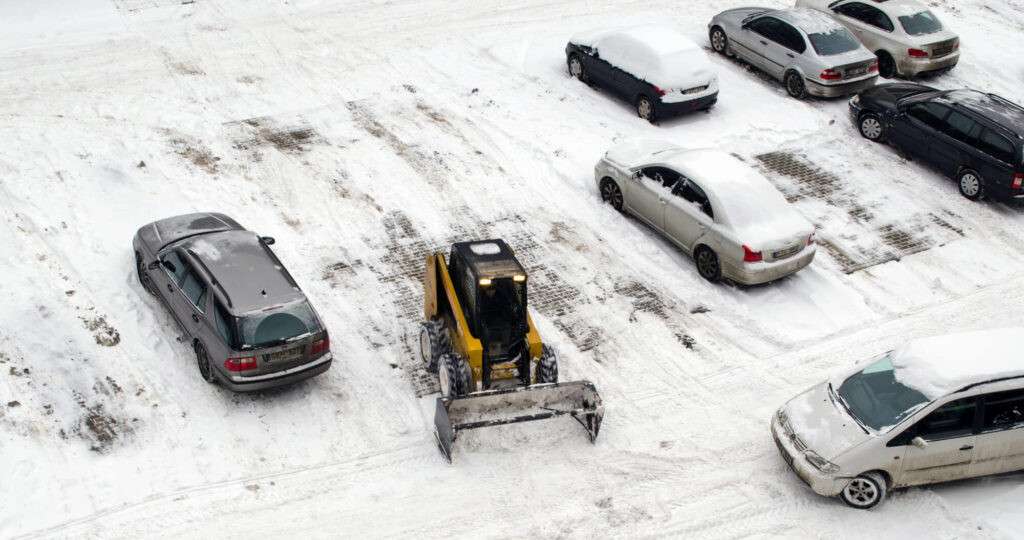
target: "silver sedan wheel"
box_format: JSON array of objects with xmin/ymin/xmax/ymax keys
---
[
  {"xmin": 860, "ymin": 117, "xmax": 883, "ymax": 140},
  {"xmin": 600, "ymin": 179, "xmax": 623, "ymax": 210},
  {"xmin": 711, "ymin": 29, "xmax": 726, "ymax": 53},
  {"xmin": 842, "ymin": 477, "xmax": 879, "ymax": 508},
  {"xmin": 959, "ymin": 172, "xmax": 981, "ymax": 198}
]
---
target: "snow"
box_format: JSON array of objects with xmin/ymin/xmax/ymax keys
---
[
  {"xmin": 577, "ymin": 26, "xmax": 716, "ymax": 90},
  {"xmin": 892, "ymin": 328, "xmax": 1024, "ymax": 399},
  {"xmin": 469, "ymin": 242, "xmax": 501, "ymax": 256},
  {"xmin": 783, "ymin": 7, "xmax": 848, "ymax": 35},
  {"xmin": 1, "ymin": 0, "xmax": 1024, "ymax": 538}
]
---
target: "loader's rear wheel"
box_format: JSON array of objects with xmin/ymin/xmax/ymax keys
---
[
  {"xmin": 419, "ymin": 320, "xmax": 450, "ymax": 373},
  {"xmin": 439, "ymin": 353, "xmax": 471, "ymax": 401},
  {"xmin": 537, "ymin": 345, "xmax": 558, "ymax": 384}
]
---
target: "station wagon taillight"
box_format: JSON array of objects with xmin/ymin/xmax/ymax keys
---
[
  {"xmin": 310, "ymin": 334, "xmax": 330, "ymax": 357},
  {"xmin": 743, "ymin": 245, "xmax": 763, "ymax": 263},
  {"xmin": 908, "ymin": 48, "xmax": 929, "ymax": 58},
  {"xmin": 820, "ymin": 69, "xmax": 842, "ymax": 81},
  {"xmin": 224, "ymin": 356, "xmax": 257, "ymax": 372},
  {"xmin": 1013, "ymin": 173, "xmax": 1024, "ymax": 190}
]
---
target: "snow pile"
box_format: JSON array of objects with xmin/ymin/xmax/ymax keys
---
[
  {"xmin": 580, "ymin": 26, "xmax": 715, "ymax": 90},
  {"xmin": 892, "ymin": 328, "xmax": 1024, "ymax": 399}
]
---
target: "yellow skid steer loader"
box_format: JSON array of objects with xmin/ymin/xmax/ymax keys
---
[{"xmin": 420, "ymin": 239, "xmax": 604, "ymax": 461}]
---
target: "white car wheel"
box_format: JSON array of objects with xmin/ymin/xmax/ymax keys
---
[{"xmin": 840, "ymin": 473, "xmax": 887, "ymax": 509}]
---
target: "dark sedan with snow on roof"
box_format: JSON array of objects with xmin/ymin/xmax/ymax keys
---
[
  {"xmin": 708, "ymin": 7, "xmax": 878, "ymax": 98},
  {"xmin": 566, "ymin": 25, "xmax": 719, "ymax": 123},
  {"xmin": 132, "ymin": 213, "xmax": 331, "ymax": 391}
]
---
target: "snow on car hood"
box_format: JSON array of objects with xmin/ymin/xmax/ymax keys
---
[{"xmin": 783, "ymin": 381, "xmax": 871, "ymax": 462}]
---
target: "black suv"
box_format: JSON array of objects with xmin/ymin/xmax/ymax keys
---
[{"xmin": 850, "ymin": 83, "xmax": 1024, "ymax": 201}]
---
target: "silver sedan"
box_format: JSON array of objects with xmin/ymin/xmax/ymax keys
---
[
  {"xmin": 595, "ymin": 141, "xmax": 817, "ymax": 285},
  {"xmin": 708, "ymin": 7, "xmax": 879, "ymax": 98}
]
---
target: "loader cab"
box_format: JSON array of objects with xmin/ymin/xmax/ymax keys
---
[{"xmin": 449, "ymin": 240, "xmax": 529, "ymax": 361}]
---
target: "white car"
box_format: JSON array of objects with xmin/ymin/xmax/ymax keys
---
[
  {"xmin": 595, "ymin": 141, "xmax": 816, "ymax": 285},
  {"xmin": 797, "ymin": 0, "xmax": 960, "ymax": 78},
  {"xmin": 773, "ymin": 328, "xmax": 1024, "ymax": 509}
]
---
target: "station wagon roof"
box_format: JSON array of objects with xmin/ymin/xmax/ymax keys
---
[
  {"xmin": 891, "ymin": 328, "xmax": 1024, "ymax": 399},
  {"xmin": 181, "ymin": 230, "xmax": 303, "ymax": 314},
  {"xmin": 936, "ymin": 90, "xmax": 1024, "ymax": 137}
]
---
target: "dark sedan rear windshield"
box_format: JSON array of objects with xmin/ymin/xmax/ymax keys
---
[
  {"xmin": 899, "ymin": 11, "xmax": 943, "ymax": 36},
  {"xmin": 808, "ymin": 29, "xmax": 860, "ymax": 56},
  {"xmin": 239, "ymin": 301, "xmax": 321, "ymax": 348}
]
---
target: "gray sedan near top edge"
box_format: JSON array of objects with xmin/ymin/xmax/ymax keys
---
[
  {"xmin": 709, "ymin": 7, "xmax": 879, "ymax": 99},
  {"xmin": 133, "ymin": 212, "xmax": 332, "ymax": 391}
]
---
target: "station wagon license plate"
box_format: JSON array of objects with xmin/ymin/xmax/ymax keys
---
[{"xmin": 267, "ymin": 347, "xmax": 302, "ymax": 363}]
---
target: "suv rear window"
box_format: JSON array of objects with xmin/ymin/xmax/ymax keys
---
[{"xmin": 239, "ymin": 301, "xmax": 321, "ymax": 348}]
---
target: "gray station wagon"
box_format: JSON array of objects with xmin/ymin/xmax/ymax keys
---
[{"xmin": 132, "ymin": 213, "xmax": 331, "ymax": 391}]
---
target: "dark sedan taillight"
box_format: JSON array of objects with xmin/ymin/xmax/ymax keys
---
[
  {"xmin": 224, "ymin": 356, "xmax": 257, "ymax": 372},
  {"xmin": 310, "ymin": 334, "xmax": 330, "ymax": 357},
  {"xmin": 1013, "ymin": 173, "xmax": 1024, "ymax": 190}
]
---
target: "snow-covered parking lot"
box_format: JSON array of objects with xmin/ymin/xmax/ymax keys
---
[{"xmin": 2, "ymin": 0, "xmax": 1023, "ymax": 537}]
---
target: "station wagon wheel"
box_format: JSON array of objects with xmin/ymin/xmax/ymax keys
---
[
  {"xmin": 568, "ymin": 54, "xmax": 587, "ymax": 82},
  {"xmin": 958, "ymin": 169, "xmax": 984, "ymax": 200},
  {"xmin": 195, "ymin": 342, "xmax": 216, "ymax": 384},
  {"xmin": 859, "ymin": 113, "xmax": 885, "ymax": 142},
  {"xmin": 600, "ymin": 178, "xmax": 624, "ymax": 211},
  {"xmin": 785, "ymin": 71, "xmax": 806, "ymax": 99},
  {"xmin": 840, "ymin": 473, "xmax": 887, "ymax": 509},
  {"xmin": 709, "ymin": 27, "xmax": 728, "ymax": 55},
  {"xmin": 636, "ymin": 95, "xmax": 656, "ymax": 123},
  {"xmin": 135, "ymin": 251, "xmax": 156, "ymax": 296},
  {"xmin": 695, "ymin": 246, "xmax": 721, "ymax": 283}
]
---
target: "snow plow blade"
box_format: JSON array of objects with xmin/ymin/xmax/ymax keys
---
[{"xmin": 433, "ymin": 380, "xmax": 603, "ymax": 462}]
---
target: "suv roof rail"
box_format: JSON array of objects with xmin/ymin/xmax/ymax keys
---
[
  {"xmin": 185, "ymin": 248, "xmax": 234, "ymax": 308},
  {"xmin": 955, "ymin": 374, "xmax": 1024, "ymax": 394}
]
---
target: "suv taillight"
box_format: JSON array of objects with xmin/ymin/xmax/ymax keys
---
[
  {"xmin": 310, "ymin": 334, "xmax": 330, "ymax": 357},
  {"xmin": 1013, "ymin": 173, "xmax": 1024, "ymax": 190},
  {"xmin": 743, "ymin": 245, "xmax": 763, "ymax": 263},
  {"xmin": 908, "ymin": 48, "xmax": 929, "ymax": 58},
  {"xmin": 820, "ymin": 69, "xmax": 842, "ymax": 81},
  {"xmin": 224, "ymin": 356, "xmax": 257, "ymax": 372}
]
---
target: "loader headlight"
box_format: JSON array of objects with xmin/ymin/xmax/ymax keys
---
[
  {"xmin": 513, "ymin": 274, "xmax": 526, "ymax": 282},
  {"xmin": 804, "ymin": 451, "xmax": 841, "ymax": 474},
  {"xmin": 479, "ymin": 278, "xmax": 492, "ymax": 286}
]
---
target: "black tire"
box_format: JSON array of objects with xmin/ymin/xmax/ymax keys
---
[
  {"xmin": 568, "ymin": 54, "xmax": 587, "ymax": 83},
  {"xmin": 600, "ymin": 178, "xmax": 624, "ymax": 211},
  {"xmin": 135, "ymin": 251, "xmax": 157, "ymax": 297},
  {"xmin": 957, "ymin": 168, "xmax": 984, "ymax": 201},
  {"xmin": 636, "ymin": 95, "xmax": 657, "ymax": 123},
  {"xmin": 695, "ymin": 246, "xmax": 721, "ymax": 283},
  {"xmin": 876, "ymin": 51, "xmax": 897, "ymax": 79},
  {"xmin": 709, "ymin": 26, "xmax": 728, "ymax": 55},
  {"xmin": 438, "ymin": 353, "xmax": 471, "ymax": 400},
  {"xmin": 195, "ymin": 342, "xmax": 216, "ymax": 384},
  {"xmin": 858, "ymin": 113, "xmax": 886, "ymax": 142},
  {"xmin": 784, "ymin": 71, "xmax": 806, "ymax": 99},
  {"xmin": 537, "ymin": 345, "xmax": 558, "ymax": 384},
  {"xmin": 418, "ymin": 320, "xmax": 450, "ymax": 373},
  {"xmin": 840, "ymin": 472, "xmax": 887, "ymax": 510}
]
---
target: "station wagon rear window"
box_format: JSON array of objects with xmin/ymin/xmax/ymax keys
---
[
  {"xmin": 239, "ymin": 301, "xmax": 321, "ymax": 348},
  {"xmin": 899, "ymin": 11, "xmax": 943, "ymax": 36}
]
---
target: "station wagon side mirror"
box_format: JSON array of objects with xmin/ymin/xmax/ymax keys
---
[
  {"xmin": 147, "ymin": 260, "xmax": 162, "ymax": 271},
  {"xmin": 911, "ymin": 436, "xmax": 928, "ymax": 449},
  {"xmin": 260, "ymin": 236, "xmax": 276, "ymax": 245}
]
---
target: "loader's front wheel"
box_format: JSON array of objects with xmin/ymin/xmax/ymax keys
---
[
  {"xmin": 439, "ymin": 353, "xmax": 471, "ymax": 401},
  {"xmin": 537, "ymin": 345, "xmax": 559, "ymax": 384},
  {"xmin": 419, "ymin": 320, "xmax": 450, "ymax": 373}
]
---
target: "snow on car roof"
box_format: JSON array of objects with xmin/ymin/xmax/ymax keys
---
[
  {"xmin": 776, "ymin": 7, "xmax": 846, "ymax": 35},
  {"xmin": 571, "ymin": 25, "xmax": 714, "ymax": 89},
  {"xmin": 891, "ymin": 328, "xmax": 1024, "ymax": 399},
  {"xmin": 877, "ymin": 0, "xmax": 933, "ymax": 17}
]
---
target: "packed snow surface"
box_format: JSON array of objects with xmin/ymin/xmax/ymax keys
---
[
  {"xmin": 2, "ymin": 0, "xmax": 1024, "ymax": 539},
  {"xmin": 892, "ymin": 328, "xmax": 1024, "ymax": 400}
]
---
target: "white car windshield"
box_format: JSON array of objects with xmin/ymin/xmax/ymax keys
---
[
  {"xmin": 836, "ymin": 355, "xmax": 930, "ymax": 431},
  {"xmin": 808, "ymin": 28, "xmax": 860, "ymax": 56},
  {"xmin": 899, "ymin": 11, "xmax": 943, "ymax": 36}
]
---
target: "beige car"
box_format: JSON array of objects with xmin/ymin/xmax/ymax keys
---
[
  {"xmin": 595, "ymin": 141, "xmax": 816, "ymax": 285},
  {"xmin": 798, "ymin": 0, "xmax": 960, "ymax": 78},
  {"xmin": 773, "ymin": 328, "xmax": 1024, "ymax": 509}
]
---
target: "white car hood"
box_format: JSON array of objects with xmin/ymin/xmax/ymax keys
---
[{"xmin": 783, "ymin": 382, "xmax": 871, "ymax": 461}]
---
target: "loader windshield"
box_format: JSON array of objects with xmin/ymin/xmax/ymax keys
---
[{"xmin": 478, "ymin": 278, "xmax": 527, "ymax": 339}]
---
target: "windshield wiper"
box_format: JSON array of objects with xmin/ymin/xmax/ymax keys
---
[{"xmin": 829, "ymin": 383, "xmax": 869, "ymax": 434}]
